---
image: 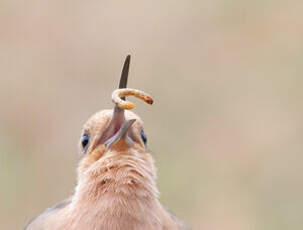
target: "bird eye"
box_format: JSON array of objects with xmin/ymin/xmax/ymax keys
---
[
  {"xmin": 81, "ymin": 133, "xmax": 90, "ymax": 150},
  {"xmin": 140, "ymin": 129, "xmax": 147, "ymax": 145}
]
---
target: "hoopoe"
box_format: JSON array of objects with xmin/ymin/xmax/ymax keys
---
[{"xmin": 25, "ymin": 56, "xmax": 187, "ymax": 230}]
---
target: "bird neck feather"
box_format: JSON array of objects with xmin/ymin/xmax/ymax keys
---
[{"xmin": 68, "ymin": 150, "xmax": 162, "ymax": 228}]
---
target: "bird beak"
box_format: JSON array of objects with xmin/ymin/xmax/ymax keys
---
[
  {"xmin": 118, "ymin": 55, "xmax": 130, "ymax": 91},
  {"xmin": 105, "ymin": 119, "xmax": 136, "ymax": 149},
  {"xmin": 98, "ymin": 55, "xmax": 134, "ymax": 149},
  {"xmin": 107, "ymin": 54, "xmax": 131, "ymax": 128}
]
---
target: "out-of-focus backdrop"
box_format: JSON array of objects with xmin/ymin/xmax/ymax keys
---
[{"xmin": 1, "ymin": 1, "xmax": 303, "ymax": 229}]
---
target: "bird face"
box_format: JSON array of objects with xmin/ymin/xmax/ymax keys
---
[
  {"xmin": 76, "ymin": 56, "xmax": 153, "ymax": 180},
  {"xmin": 79, "ymin": 109, "xmax": 146, "ymax": 157}
]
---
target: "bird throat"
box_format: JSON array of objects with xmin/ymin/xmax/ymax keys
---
[{"xmin": 69, "ymin": 153, "xmax": 161, "ymax": 229}]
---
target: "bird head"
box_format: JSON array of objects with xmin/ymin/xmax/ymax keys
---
[
  {"xmin": 24, "ymin": 55, "xmax": 185, "ymax": 230},
  {"xmin": 75, "ymin": 56, "xmax": 155, "ymax": 189}
]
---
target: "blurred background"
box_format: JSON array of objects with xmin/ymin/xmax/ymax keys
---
[{"xmin": 1, "ymin": 0, "xmax": 303, "ymax": 229}]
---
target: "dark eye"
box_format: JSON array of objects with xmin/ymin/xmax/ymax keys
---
[
  {"xmin": 81, "ymin": 133, "xmax": 90, "ymax": 149},
  {"xmin": 140, "ymin": 129, "xmax": 147, "ymax": 145}
]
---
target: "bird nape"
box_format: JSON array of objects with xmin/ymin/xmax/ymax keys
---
[{"xmin": 24, "ymin": 55, "xmax": 188, "ymax": 230}]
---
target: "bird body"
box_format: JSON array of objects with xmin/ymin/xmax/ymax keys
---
[{"xmin": 25, "ymin": 56, "xmax": 187, "ymax": 230}]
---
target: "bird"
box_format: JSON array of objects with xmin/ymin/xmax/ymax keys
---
[{"xmin": 24, "ymin": 55, "xmax": 187, "ymax": 230}]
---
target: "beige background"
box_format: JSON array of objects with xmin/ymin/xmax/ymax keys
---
[{"xmin": 1, "ymin": 0, "xmax": 303, "ymax": 229}]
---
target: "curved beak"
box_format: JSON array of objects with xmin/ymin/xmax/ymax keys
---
[
  {"xmin": 99, "ymin": 55, "xmax": 135, "ymax": 149},
  {"xmin": 119, "ymin": 55, "xmax": 130, "ymax": 90},
  {"xmin": 108, "ymin": 54, "xmax": 131, "ymax": 129},
  {"xmin": 105, "ymin": 119, "xmax": 136, "ymax": 149}
]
